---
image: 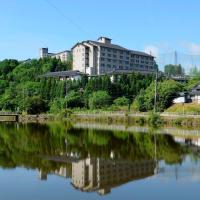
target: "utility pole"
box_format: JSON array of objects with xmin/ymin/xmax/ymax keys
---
[
  {"xmin": 174, "ymin": 51, "xmax": 178, "ymax": 65},
  {"xmin": 154, "ymin": 69, "xmax": 158, "ymax": 113},
  {"xmin": 65, "ymin": 79, "xmax": 68, "ymax": 109}
]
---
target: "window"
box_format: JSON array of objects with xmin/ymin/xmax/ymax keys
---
[
  {"xmin": 101, "ymin": 58, "xmax": 105, "ymax": 61},
  {"xmin": 108, "ymin": 53, "xmax": 111, "ymax": 57},
  {"xmin": 113, "ymin": 54, "xmax": 117, "ymax": 58},
  {"xmin": 125, "ymin": 61, "xmax": 129, "ymax": 65},
  {"xmin": 102, "ymin": 53, "xmax": 105, "ymax": 56},
  {"xmin": 113, "ymin": 49, "xmax": 117, "ymax": 53},
  {"xmin": 120, "ymin": 55, "xmax": 123, "ymax": 59},
  {"xmin": 107, "ymin": 58, "xmax": 111, "ymax": 62},
  {"xmin": 107, "ymin": 48, "xmax": 111, "ymax": 52}
]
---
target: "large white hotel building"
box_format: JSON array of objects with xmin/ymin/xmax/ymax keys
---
[
  {"xmin": 72, "ymin": 37, "xmax": 156, "ymax": 75},
  {"xmin": 40, "ymin": 37, "xmax": 156, "ymax": 76}
]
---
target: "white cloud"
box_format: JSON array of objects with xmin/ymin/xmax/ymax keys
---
[
  {"xmin": 183, "ymin": 42, "xmax": 200, "ymax": 55},
  {"xmin": 144, "ymin": 45, "xmax": 159, "ymax": 58}
]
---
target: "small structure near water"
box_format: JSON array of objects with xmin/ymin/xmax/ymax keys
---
[
  {"xmin": 0, "ymin": 112, "xmax": 19, "ymax": 122},
  {"xmin": 173, "ymin": 92, "xmax": 191, "ymax": 104}
]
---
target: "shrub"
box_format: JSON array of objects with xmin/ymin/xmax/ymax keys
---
[
  {"xmin": 25, "ymin": 96, "xmax": 47, "ymax": 114},
  {"xmin": 59, "ymin": 109, "xmax": 73, "ymax": 118},
  {"xmin": 148, "ymin": 112, "xmax": 163, "ymax": 127},
  {"xmin": 65, "ymin": 91, "xmax": 84, "ymax": 108},
  {"xmin": 113, "ymin": 96, "xmax": 129, "ymax": 106},
  {"xmin": 89, "ymin": 91, "xmax": 111, "ymax": 109}
]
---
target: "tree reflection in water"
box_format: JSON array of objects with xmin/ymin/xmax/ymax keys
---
[{"xmin": 0, "ymin": 122, "xmax": 192, "ymax": 195}]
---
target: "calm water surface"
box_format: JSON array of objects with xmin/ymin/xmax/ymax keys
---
[{"xmin": 0, "ymin": 122, "xmax": 200, "ymax": 200}]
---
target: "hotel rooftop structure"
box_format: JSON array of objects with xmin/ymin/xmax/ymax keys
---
[{"xmin": 72, "ymin": 37, "xmax": 156, "ymax": 75}]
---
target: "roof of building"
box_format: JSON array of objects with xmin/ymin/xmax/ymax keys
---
[
  {"xmin": 88, "ymin": 40, "xmax": 128, "ymax": 51},
  {"xmin": 55, "ymin": 50, "xmax": 71, "ymax": 55},
  {"xmin": 190, "ymin": 84, "xmax": 200, "ymax": 95},
  {"xmin": 106, "ymin": 69, "xmax": 155, "ymax": 75},
  {"xmin": 89, "ymin": 69, "xmax": 155, "ymax": 77},
  {"xmin": 168, "ymin": 75, "xmax": 189, "ymax": 81},
  {"xmin": 71, "ymin": 39, "xmax": 154, "ymax": 57},
  {"xmin": 42, "ymin": 70, "xmax": 85, "ymax": 78},
  {"xmin": 130, "ymin": 50, "xmax": 154, "ymax": 57}
]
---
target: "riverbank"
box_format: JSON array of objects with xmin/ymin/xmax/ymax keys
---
[
  {"xmin": 18, "ymin": 114, "xmax": 55, "ymax": 123},
  {"xmin": 71, "ymin": 111, "xmax": 200, "ymax": 127},
  {"xmin": 2, "ymin": 110, "xmax": 200, "ymax": 127}
]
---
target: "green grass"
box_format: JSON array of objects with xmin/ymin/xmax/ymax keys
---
[{"xmin": 165, "ymin": 102, "xmax": 200, "ymax": 114}]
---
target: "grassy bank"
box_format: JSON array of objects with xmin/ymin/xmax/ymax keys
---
[
  {"xmin": 71, "ymin": 111, "xmax": 200, "ymax": 127},
  {"xmin": 12, "ymin": 107, "xmax": 200, "ymax": 128},
  {"xmin": 165, "ymin": 102, "xmax": 200, "ymax": 115}
]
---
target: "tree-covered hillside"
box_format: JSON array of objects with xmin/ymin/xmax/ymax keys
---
[{"xmin": 0, "ymin": 58, "xmax": 186, "ymax": 114}]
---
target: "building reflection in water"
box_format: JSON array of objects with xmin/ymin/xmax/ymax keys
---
[
  {"xmin": 38, "ymin": 157, "xmax": 156, "ymax": 195},
  {"xmin": 71, "ymin": 157, "xmax": 156, "ymax": 195}
]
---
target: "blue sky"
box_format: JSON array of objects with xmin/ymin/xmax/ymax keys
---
[{"xmin": 1, "ymin": 0, "xmax": 200, "ymax": 67}]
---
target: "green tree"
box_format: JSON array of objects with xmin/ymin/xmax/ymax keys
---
[
  {"xmin": 164, "ymin": 64, "xmax": 185, "ymax": 76},
  {"xmin": 65, "ymin": 90, "xmax": 84, "ymax": 108},
  {"xmin": 133, "ymin": 80, "xmax": 183, "ymax": 112},
  {"xmin": 24, "ymin": 96, "xmax": 48, "ymax": 114},
  {"xmin": 113, "ymin": 96, "xmax": 129, "ymax": 106},
  {"xmin": 89, "ymin": 91, "xmax": 111, "ymax": 109}
]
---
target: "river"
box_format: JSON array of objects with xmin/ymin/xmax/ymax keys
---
[{"xmin": 0, "ymin": 121, "xmax": 200, "ymax": 199}]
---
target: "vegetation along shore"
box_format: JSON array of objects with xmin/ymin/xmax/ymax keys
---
[{"xmin": 1, "ymin": 58, "xmax": 200, "ymax": 126}]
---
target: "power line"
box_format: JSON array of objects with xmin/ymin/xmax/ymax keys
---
[{"xmin": 44, "ymin": 0, "xmax": 92, "ymax": 37}]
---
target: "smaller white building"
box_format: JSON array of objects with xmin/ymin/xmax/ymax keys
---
[{"xmin": 40, "ymin": 48, "xmax": 71, "ymax": 62}]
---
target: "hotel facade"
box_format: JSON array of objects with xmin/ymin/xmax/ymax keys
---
[{"xmin": 72, "ymin": 37, "xmax": 156, "ymax": 75}]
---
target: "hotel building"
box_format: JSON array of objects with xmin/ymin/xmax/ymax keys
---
[{"xmin": 72, "ymin": 37, "xmax": 156, "ymax": 75}]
